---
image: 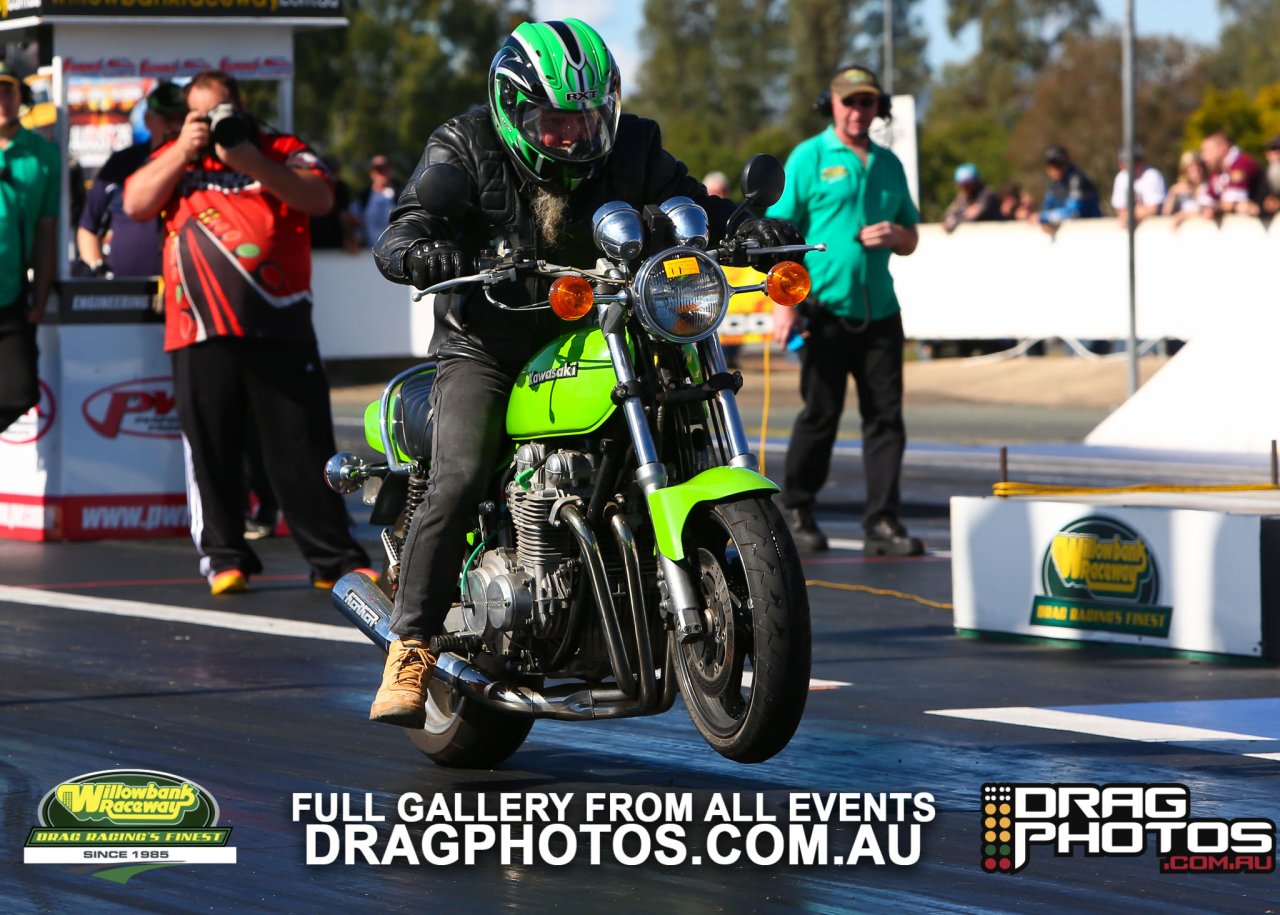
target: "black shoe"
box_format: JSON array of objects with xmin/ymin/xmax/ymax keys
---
[
  {"xmin": 864, "ymin": 518, "xmax": 924, "ymax": 557},
  {"xmin": 783, "ymin": 505, "xmax": 829, "ymax": 553}
]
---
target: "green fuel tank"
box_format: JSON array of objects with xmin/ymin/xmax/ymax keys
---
[{"xmin": 506, "ymin": 328, "xmax": 621, "ymax": 440}]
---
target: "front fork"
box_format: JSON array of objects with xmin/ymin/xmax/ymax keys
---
[{"xmin": 604, "ymin": 322, "xmax": 757, "ymax": 641}]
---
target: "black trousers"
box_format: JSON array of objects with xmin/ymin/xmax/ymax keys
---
[
  {"xmin": 0, "ymin": 306, "xmax": 39, "ymax": 435},
  {"xmin": 392, "ymin": 357, "xmax": 513, "ymax": 640},
  {"xmin": 172, "ymin": 337, "xmax": 369, "ymax": 582},
  {"xmin": 782, "ymin": 310, "xmax": 907, "ymax": 531}
]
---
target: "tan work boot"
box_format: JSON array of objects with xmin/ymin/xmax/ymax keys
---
[{"xmin": 369, "ymin": 638, "xmax": 436, "ymax": 728}]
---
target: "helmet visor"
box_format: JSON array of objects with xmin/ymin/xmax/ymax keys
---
[{"xmin": 515, "ymin": 95, "xmax": 618, "ymax": 164}]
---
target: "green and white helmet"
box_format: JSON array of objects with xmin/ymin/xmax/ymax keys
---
[{"xmin": 489, "ymin": 18, "xmax": 622, "ymax": 193}]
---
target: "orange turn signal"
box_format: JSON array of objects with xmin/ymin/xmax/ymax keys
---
[
  {"xmin": 765, "ymin": 261, "xmax": 810, "ymax": 307},
  {"xmin": 549, "ymin": 276, "xmax": 594, "ymax": 320}
]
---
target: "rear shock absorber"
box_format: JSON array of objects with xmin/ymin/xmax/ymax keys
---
[{"xmin": 384, "ymin": 462, "xmax": 429, "ymax": 582}]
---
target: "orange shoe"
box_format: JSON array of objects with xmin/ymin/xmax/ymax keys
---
[
  {"xmin": 210, "ymin": 569, "xmax": 249, "ymax": 595},
  {"xmin": 313, "ymin": 566, "xmax": 379, "ymax": 590},
  {"xmin": 369, "ymin": 638, "xmax": 436, "ymax": 728}
]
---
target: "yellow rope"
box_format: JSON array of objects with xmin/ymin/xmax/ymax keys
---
[
  {"xmin": 759, "ymin": 341, "xmax": 771, "ymax": 477},
  {"xmin": 805, "ymin": 578, "xmax": 954, "ymax": 611},
  {"xmin": 993, "ymin": 481, "xmax": 1278, "ymax": 497}
]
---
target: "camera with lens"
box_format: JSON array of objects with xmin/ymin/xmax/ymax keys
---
[{"xmin": 205, "ymin": 102, "xmax": 253, "ymax": 150}]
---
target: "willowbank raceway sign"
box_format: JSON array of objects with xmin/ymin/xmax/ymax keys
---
[
  {"xmin": 0, "ymin": 0, "xmax": 344, "ymax": 19},
  {"xmin": 24, "ymin": 769, "xmax": 235, "ymax": 882},
  {"xmin": 1032, "ymin": 515, "xmax": 1172, "ymax": 638}
]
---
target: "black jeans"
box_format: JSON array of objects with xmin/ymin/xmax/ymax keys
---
[
  {"xmin": 172, "ymin": 337, "xmax": 369, "ymax": 582},
  {"xmin": 782, "ymin": 310, "xmax": 906, "ymax": 531},
  {"xmin": 391, "ymin": 356, "xmax": 514, "ymax": 640},
  {"xmin": 0, "ymin": 305, "xmax": 38, "ymax": 434}
]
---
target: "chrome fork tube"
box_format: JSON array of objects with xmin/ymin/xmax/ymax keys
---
[
  {"xmin": 605, "ymin": 325, "xmax": 705, "ymax": 626},
  {"xmin": 699, "ymin": 335, "xmax": 758, "ymax": 471}
]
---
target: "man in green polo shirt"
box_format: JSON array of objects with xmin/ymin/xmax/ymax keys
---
[
  {"xmin": 768, "ymin": 64, "xmax": 923, "ymax": 557},
  {"xmin": 0, "ymin": 61, "xmax": 59, "ymax": 434}
]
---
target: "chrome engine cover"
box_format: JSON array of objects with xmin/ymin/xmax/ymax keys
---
[{"xmin": 461, "ymin": 548, "xmax": 532, "ymax": 636}]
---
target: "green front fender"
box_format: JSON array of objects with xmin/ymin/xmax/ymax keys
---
[{"xmin": 647, "ymin": 467, "xmax": 779, "ymax": 561}]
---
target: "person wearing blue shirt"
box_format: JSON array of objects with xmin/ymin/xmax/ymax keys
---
[{"xmin": 1037, "ymin": 145, "xmax": 1102, "ymax": 230}]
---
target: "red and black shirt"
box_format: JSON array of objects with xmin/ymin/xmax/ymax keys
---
[{"xmin": 144, "ymin": 132, "xmax": 330, "ymax": 352}]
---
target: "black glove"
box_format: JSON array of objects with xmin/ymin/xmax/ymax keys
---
[
  {"xmin": 730, "ymin": 217, "xmax": 804, "ymax": 268},
  {"xmin": 735, "ymin": 217, "xmax": 803, "ymax": 248},
  {"xmin": 405, "ymin": 240, "xmax": 470, "ymax": 289}
]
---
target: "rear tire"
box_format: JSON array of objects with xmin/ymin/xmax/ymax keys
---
[
  {"xmin": 406, "ymin": 671, "xmax": 537, "ymax": 768},
  {"xmin": 672, "ymin": 497, "xmax": 811, "ymax": 763}
]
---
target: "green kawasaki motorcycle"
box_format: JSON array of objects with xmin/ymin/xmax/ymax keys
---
[{"xmin": 327, "ymin": 156, "xmax": 821, "ymax": 766}]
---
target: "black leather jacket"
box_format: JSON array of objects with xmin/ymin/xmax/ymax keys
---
[{"xmin": 374, "ymin": 106, "xmax": 739, "ymax": 371}]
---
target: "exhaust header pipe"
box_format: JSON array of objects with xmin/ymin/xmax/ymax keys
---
[{"xmin": 330, "ymin": 572, "xmax": 663, "ymax": 721}]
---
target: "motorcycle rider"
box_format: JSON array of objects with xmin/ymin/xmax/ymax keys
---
[{"xmin": 368, "ymin": 17, "xmax": 802, "ymax": 727}]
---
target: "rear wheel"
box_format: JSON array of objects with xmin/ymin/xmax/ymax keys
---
[
  {"xmin": 672, "ymin": 497, "xmax": 811, "ymax": 763},
  {"xmin": 406, "ymin": 669, "xmax": 537, "ymax": 768}
]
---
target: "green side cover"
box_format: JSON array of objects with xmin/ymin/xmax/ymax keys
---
[
  {"xmin": 647, "ymin": 467, "xmax": 780, "ymax": 561},
  {"xmin": 506, "ymin": 328, "xmax": 620, "ymax": 440},
  {"xmin": 362, "ymin": 399, "xmax": 411, "ymax": 464}
]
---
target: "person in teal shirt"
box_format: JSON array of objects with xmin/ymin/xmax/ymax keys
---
[
  {"xmin": 0, "ymin": 61, "xmax": 60, "ymax": 433},
  {"xmin": 768, "ymin": 65, "xmax": 923, "ymax": 557}
]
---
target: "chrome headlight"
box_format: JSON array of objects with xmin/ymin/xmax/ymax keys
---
[{"xmin": 632, "ymin": 247, "xmax": 729, "ymax": 343}]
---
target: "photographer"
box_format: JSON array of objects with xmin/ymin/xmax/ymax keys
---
[
  {"xmin": 123, "ymin": 69, "xmax": 370, "ymax": 595},
  {"xmin": 0, "ymin": 61, "xmax": 58, "ymax": 435}
]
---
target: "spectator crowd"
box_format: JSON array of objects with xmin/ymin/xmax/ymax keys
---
[{"xmin": 944, "ymin": 130, "xmax": 1280, "ymax": 235}]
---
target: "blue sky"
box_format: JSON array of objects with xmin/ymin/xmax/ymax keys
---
[{"xmin": 535, "ymin": 1, "xmax": 1224, "ymax": 87}]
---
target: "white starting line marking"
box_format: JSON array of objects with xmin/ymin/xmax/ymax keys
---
[
  {"xmin": 926, "ymin": 706, "xmax": 1274, "ymax": 744},
  {"xmin": 0, "ymin": 585, "xmax": 366, "ymax": 644},
  {"xmin": 0, "ymin": 585, "xmax": 850, "ymax": 691}
]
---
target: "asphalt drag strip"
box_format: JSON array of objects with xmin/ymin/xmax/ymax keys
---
[{"xmin": 2, "ymin": 451, "xmax": 1280, "ymax": 912}]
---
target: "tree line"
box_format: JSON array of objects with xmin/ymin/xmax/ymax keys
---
[{"xmin": 291, "ymin": 0, "xmax": 1280, "ymax": 221}]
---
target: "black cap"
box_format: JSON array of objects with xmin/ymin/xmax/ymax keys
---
[
  {"xmin": 1268, "ymin": 136, "xmax": 1280, "ymax": 152},
  {"xmin": 1044, "ymin": 145, "xmax": 1070, "ymax": 166},
  {"xmin": 147, "ymin": 81, "xmax": 187, "ymax": 118}
]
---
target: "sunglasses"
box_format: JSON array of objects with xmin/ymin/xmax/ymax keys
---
[{"xmin": 840, "ymin": 94, "xmax": 878, "ymax": 110}]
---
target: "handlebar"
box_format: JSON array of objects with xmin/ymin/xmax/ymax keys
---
[
  {"xmin": 714, "ymin": 240, "xmax": 827, "ymax": 263},
  {"xmin": 409, "ymin": 259, "xmax": 610, "ymax": 303}
]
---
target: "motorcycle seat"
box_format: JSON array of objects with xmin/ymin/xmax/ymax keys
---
[{"xmin": 394, "ymin": 368, "xmax": 435, "ymax": 461}]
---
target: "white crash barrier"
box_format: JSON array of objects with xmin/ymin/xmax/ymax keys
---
[
  {"xmin": 952, "ymin": 494, "xmax": 1280, "ymax": 660},
  {"xmin": 893, "ymin": 215, "xmax": 1280, "ymax": 342},
  {"xmin": 309, "ymin": 215, "xmax": 1280, "ymax": 358},
  {"xmin": 310, "ymin": 251, "xmax": 431, "ymax": 358}
]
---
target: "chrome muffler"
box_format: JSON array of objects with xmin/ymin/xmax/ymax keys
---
[{"xmin": 331, "ymin": 571, "xmax": 395, "ymax": 652}]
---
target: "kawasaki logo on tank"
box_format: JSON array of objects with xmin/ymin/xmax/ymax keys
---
[
  {"xmin": 1030, "ymin": 515, "xmax": 1172, "ymax": 638},
  {"xmin": 527, "ymin": 363, "xmax": 579, "ymax": 388}
]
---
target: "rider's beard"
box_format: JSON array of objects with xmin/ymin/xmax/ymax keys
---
[{"xmin": 532, "ymin": 186, "xmax": 570, "ymax": 247}]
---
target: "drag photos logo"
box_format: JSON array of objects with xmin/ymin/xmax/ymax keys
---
[
  {"xmin": 24, "ymin": 769, "xmax": 235, "ymax": 883},
  {"xmin": 981, "ymin": 783, "xmax": 1274, "ymax": 874},
  {"xmin": 294, "ymin": 790, "xmax": 937, "ymax": 867},
  {"xmin": 1032, "ymin": 515, "xmax": 1172, "ymax": 638}
]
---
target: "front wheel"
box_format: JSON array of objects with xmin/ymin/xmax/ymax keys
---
[{"xmin": 672, "ymin": 497, "xmax": 811, "ymax": 763}]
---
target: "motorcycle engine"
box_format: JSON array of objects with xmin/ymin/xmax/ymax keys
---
[{"xmin": 461, "ymin": 443, "xmax": 595, "ymax": 638}]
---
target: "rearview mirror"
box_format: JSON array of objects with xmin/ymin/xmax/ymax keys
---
[
  {"xmin": 739, "ymin": 155, "xmax": 785, "ymax": 210},
  {"xmin": 414, "ymin": 162, "xmax": 478, "ymax": 220}
]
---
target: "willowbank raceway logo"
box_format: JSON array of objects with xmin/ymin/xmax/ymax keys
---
[
  {"xmin": 1032, "ymin": 515, "xmax": 1172, "ymax": 638},
  {"xmin": 981, "ymin": 784, "xmax": 1275, "ymax": 875},
  {"xmin": 24, "ymin": 769, "xmax": 235, "ymax": 883}
]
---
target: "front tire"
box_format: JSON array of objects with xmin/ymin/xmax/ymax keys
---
[
  {"xmin": 405, "ymin": 670, "xmax": 537, "ymax": 768},
  {"xmin": 672, "ymin": 497, "xmax": 811, "ymax": 763}
]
